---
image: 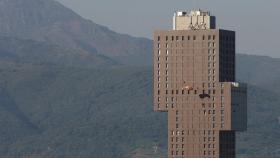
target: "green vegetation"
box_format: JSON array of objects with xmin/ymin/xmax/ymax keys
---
[{"xmin": 0, "ymin": 56, "xmax": 280, "ymax": 157}]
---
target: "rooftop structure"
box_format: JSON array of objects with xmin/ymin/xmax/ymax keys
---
[{"xmin": 173, "ymin": 10, "xmax": 216, "ymax": 30}]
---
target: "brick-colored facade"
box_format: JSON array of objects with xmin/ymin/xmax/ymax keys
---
[{"xmin": 153, "ymin": 11, "xmax": 247, "ymax": 158}]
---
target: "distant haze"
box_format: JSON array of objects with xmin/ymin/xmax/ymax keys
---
[{"xmin": 56, "ymin": 0, "xmax": 280, "ymax": 58}]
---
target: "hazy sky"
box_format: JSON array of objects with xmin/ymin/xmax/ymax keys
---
[{"xmin": 56, "ymin": 0, "xmax": 280, "ymax": 57}]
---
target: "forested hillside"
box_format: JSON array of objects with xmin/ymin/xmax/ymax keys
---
[{"xmin": 0, "ymin": 58, "xmax": 280, "ymax": 157}]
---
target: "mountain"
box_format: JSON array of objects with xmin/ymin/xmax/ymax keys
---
[
  {"xmin": 0, "ymin": 36, "xmax": 117, "ymax": 68},
  {"xmin": 236, "ymin": 54, "xmax": 280, "ymax": 93},
  {"xmin": 0, "ymin": 0, "xmax": 152, "ymax": 65},
  {"xmin": 0, "ymin": 54, "xmax": 280, "ymax": 158},
  {"xmin": 0, "ymin": 64, "xmax": 167, "ymax": 158}
]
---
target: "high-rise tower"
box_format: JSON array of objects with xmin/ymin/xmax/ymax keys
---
[{"xmin": 153, "ymin": 10, "xmax": 247, "ymax": 158}]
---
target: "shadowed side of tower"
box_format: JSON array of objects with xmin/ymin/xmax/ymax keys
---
[{"xmin": 153, "ymin": 10, "xmax": 247, "ymax": 158}]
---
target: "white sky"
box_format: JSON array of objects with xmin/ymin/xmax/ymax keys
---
[{"xmin": 56, "ymin": 0, "xmax": 280, "ymax": 57}]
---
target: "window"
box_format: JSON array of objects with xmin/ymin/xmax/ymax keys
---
[
  {"xmin": 158, "ymin": 50, "xmax": 161, "ymax": 55},
  {"xmin": 166, "ymin": 50, "xmax": 169, "ymax": 55},
  {"xmin": 193, "ymin": 36, "xmax": 196, "ymax": 40},
  {"xmin": 212, "ymin": 97, "xmax": 215, "ymax": 101},
  {"xmin": 158, "ymin": 36, "xmax": 160, "ymax": 41}
]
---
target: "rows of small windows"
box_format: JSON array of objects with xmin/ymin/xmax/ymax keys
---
[
  {"xmin": 157, "ymin": 35, "xmax": 216, "ymax": 41},
  {"xmin": 156, "ymin": 42, "xmax": 216, "ymax": 50},
  {"xmin": 171, "ymin": 150, "xmax": 216, "ymax": 157},
  {"xmin": 157, "ymin": 101, "xmax": 226, "ymax": 128},
  {"xmin": 157, "ymin": 88, "xmax": 222, "ymax": 96},
  {"xmin": 170, "ymin": 138, "xmax": 217, "ymax": 157},
  {"xmin": 155, "ymin": 46, "xmax": 216, "ymax": 67},
  {"xmin": 171, "ymin": 130, "xmax": 216, "ymax": 136},
  {"xmin": 156, "ymin": 82, "xmax": 223, "ymax": 94},
  {"xmin": 170, "ymin": 150, "xmax": 185, "ymax": 157}
]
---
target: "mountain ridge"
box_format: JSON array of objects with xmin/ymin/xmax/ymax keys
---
[{"xmin": 0, "ymin": 0, "xmax": 152, "ymax": 65}]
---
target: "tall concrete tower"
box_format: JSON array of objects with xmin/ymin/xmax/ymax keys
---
[{"xmin": 153, "ymin": 10, "xmax": 247, "ymax": 158}]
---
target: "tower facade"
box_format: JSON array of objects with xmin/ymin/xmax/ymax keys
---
[{"xmin": 153, "ymin": 10, "xmax": 247, "ymax": 158}]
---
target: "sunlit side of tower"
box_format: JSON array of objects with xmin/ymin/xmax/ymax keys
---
[{"xmin": 153, "ymin": 10, "xmax": 247, "ymax": 158}]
